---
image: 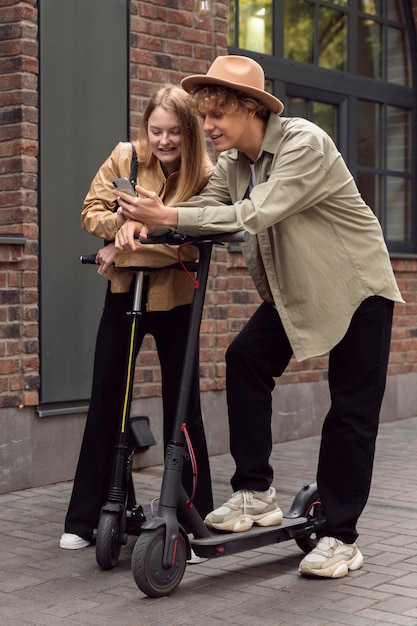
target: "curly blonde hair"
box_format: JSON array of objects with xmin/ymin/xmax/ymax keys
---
[{"xmin": 191, "ymin": 85, "xmax": 270, "ymax": 121}]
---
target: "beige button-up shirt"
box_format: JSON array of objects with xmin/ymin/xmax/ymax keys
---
[{"xmin": 175, "ymin": 115, "xmax": 403, "ymax": 361}]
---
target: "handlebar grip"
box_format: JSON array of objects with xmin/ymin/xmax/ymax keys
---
[
  {"xmin": 80, "ymin": 253, "xmax": 97, "ymax": 264},
  {"xmin": 210, "ymin": 231, "xmax": 249, "ymax": 243}
]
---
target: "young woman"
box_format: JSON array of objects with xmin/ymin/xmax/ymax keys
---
[{"xmin": 60, "ymin": 85, "xmax": 214, "ymax": 551}]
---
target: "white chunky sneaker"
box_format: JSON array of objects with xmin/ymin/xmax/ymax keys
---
[
  {"xmin": 59, "ymin": 533, "xmax": 90, "ymax": 550},
  {"xmin": 204, "ymin": 488, "xmax": 283, "ymax": 532},
  {"xmin": 299, "ymin": 536, "xmax": 364, "ymax": 578},
  {"xmin": 187, "ymin": 549, "xmax": 208, "ymax": 565}
]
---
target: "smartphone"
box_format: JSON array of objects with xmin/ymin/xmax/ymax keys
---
[{"xmin": 112, "ymin": 177, "xmax": 136, "ymax": 196}]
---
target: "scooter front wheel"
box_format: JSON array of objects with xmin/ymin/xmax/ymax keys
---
[
  {"xmin": 131, "ymin": 527, "xmax": 186, "ymax": 597},
  {"xmin": 96, "ymin": 512, "xmax": 122, "ymax": 570}
]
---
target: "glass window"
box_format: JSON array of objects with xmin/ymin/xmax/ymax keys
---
[
  {"xmin": 313, "ymin": 102, "xmax": 338, "ymax": 144},
  {"xmin": 283, "ymin": 0, "xmax": 313, "ymax": 64},
  {"xmin": 387, "ymin": 26, "xmax": 411, "ymax": 86},
  {"xmin": 359, "ymin": 0, "xmax": 383, "ymax": 16},
  {"xmin": 357, "ymin": 100, "xmax": 381, "ymax": 169},
  {"xmin": 286, "ymin": 97, "xmax": 309, "ymax": 120},
  {"xmin": 357, "ymin": 18, "xmax": 382, "ymax": 80},
  {"xmin": 228, "ymin": 0, "xmax": 416, "ymax": 253},
  {"xmin": 357, "ymin": 101, "xmax": 412, "ymax": 242},
  {"xmin": 357, "ymin": 172, "xmax": 382, "ymax": 222},
  {"xmin": 386, "ymin": 177, "xmax": 412, "ymax": 241},
  {"xmin": 286, "ymin": 97, "xmax": 338, "ymax": 144},
  {"xmin": 357, "ymin": 0, "xmax": 411, "ymax": 86},
  {"xmin": 319, "ymin": 7, "xmax": 347, "ymax": 72},
  {"xmin": 228, "ymin": 0, "xmax": 272, "ymax": 54},
  {"xmin": 387, "ymin": 1, "xmax": 405, "ymax": 22},
  {"xmin": 386, "ymin": 106, "xmax": 411, "ymax": 172},
  {"xmin": 284, "ymin": 2, "xmax": 348, "ymax": 69}
]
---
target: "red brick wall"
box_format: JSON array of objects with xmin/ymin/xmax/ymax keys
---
[
  {"xmin": 390, "ymin": 259, "xmax": 417, "ymax": 375},
  {"xmin": 129, "ymin": 0, "xmax": 229, "ymax": 133},
  {"xmin": 129, "ymin": 0, "xmax": 230, "ymax": 397},
  {"xmin": 0, "ymin": 0, "xmax": 416, "ymax": 410},
  {"xmin": 0, "ymin": 0, "xmax": 39, "ymax": 409}
]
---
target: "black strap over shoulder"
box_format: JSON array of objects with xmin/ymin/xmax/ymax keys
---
[
  {"xmin": 104, "ymin": 142, "xmax": 138, "ymax": 246},
  {"xmin": 130, "ymin": 142, "xmax": 138, "ymax": 185}
]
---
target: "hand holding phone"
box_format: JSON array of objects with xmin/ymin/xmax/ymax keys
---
[{"xmin": 112, "ymin": 177, "xmax": 136, "ymax": 197}]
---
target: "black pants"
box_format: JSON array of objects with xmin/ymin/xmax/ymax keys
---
[
  {"xmin": 65, "ymin": 282, "xmax": 213, "ymax": 541},
  {"xmin": 226, "ymin": 296, "xmax": 394, "ymax": 544}
]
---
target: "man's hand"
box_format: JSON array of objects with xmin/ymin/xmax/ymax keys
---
[
  {"xmin": 116, "ymin": 207, "xmax": 127, "ymax": 229},
  {"xmin": 113, "ymin": 186, "xmax": 178, "ymax": 229}
]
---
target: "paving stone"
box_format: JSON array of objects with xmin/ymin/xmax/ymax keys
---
[{"xmin": 1, "ymin": 416, "xmax": 417, "ymax": 625}]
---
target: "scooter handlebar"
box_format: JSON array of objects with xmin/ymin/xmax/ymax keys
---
[
  {"xmin": 142, "ymin": 230, "xmax": 249, "ymax": 245},
  {"xmin": 80, "ymin": 231, "xmax": 249, "ymax": 264}
]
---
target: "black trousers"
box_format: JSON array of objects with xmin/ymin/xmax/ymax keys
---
[
  {"xmin": 65, "ymin": 282, "xmax": 213, "ymax": 541},
  {"xmin": 226, "ymin": 296, "xmax": 394, "ymax": 544}
]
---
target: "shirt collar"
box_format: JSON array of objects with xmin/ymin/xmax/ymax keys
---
[{"xmin": 258, "ymin": 113, "xmax": 282, "ymax": 158}]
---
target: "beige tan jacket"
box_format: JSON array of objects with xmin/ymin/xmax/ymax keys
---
[
  {"xmin": 81, "ymin": 141, "xmax": 203, "ymax": 311},
  {"xmin": 175, "ymin": 115, "xmax": 403, "ymax": 361}
]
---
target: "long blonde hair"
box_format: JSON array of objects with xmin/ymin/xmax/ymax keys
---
[{"xmin": 137, "ymin": 85, "xmax": 212, "ymax": 203}]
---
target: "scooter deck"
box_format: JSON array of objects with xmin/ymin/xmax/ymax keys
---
[{"xmin": 190, "ymin": 515, "xmax": 314, "ymax": 559}]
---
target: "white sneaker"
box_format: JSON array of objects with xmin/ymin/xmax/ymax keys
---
[
  {"xmin": 299, "ymin": 536, "xmax": 364, "ymax": 578},
  {"xmin": 187, "ymin": 549, "xmax": 208, "ymax": 565},
  {"xmin": 59, "ymin": 533, "xmax": 90, "ymax": 550},
  {"xmin": 204, "ymin": 488, "xmax": 283, "ymax": 532}
]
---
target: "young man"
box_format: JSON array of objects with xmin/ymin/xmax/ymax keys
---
[{"xmin": 114, "ymin": 56, "xmax": 403, "ymax": 578}]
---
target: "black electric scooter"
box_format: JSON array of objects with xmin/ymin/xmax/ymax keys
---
[
  {"xmin": 80, "ymin": 244, "xmax": 201, "ymax": 571},
  {"xmin": 80, "ymin": 254, "xmax": 157, "ymax": 570},
  {"xmin": 127, "ymin": 232, "xmax": 325, "ymax": 598}
]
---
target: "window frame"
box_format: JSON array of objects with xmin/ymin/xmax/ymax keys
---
[{"xmin": 228, "ymin": 0, "xmax": 417, "ymax": 255}]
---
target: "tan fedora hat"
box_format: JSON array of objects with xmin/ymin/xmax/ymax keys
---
[{"xmin": 181, "ymin": 55, "xmax": 284, "ymax": 114}]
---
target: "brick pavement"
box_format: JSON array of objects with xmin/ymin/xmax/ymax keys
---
[{"xmin": 0, "ymin": 416, "xmax": 416, "ymax": 625}]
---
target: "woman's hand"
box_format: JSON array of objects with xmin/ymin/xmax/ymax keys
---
[
  {"xmin": 96, "ymin": 243, "xmax": 117, "ymax": 271},
  {"xmin": 113, "ymin": 186, "xmax": 178, "ymax": 229}
]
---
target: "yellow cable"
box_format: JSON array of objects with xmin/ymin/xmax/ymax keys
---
[{"xmin": 121, "ymin": 318, "xmax": 136, "ymax": 433}]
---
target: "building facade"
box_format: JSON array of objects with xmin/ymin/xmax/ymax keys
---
[{"xmin": 0, "ymin": 0, "xmax": 416, "ymax": 493}]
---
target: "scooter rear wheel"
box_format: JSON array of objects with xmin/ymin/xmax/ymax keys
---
[
  {"xmin": 131, "ymin": 527, "xmax": 187, "ymax": 597},
  {"xmin": 96, "ymin": 512, "xmax": 122, "ymax": 570},
  {"xmin": 295, "ymin": 489, "xmax": 325, "ymax": 554}
]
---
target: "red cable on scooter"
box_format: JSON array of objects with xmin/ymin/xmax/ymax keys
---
[{"xmin": 181, "ymin": 422, "xmax": 198, "ymax": 508}]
